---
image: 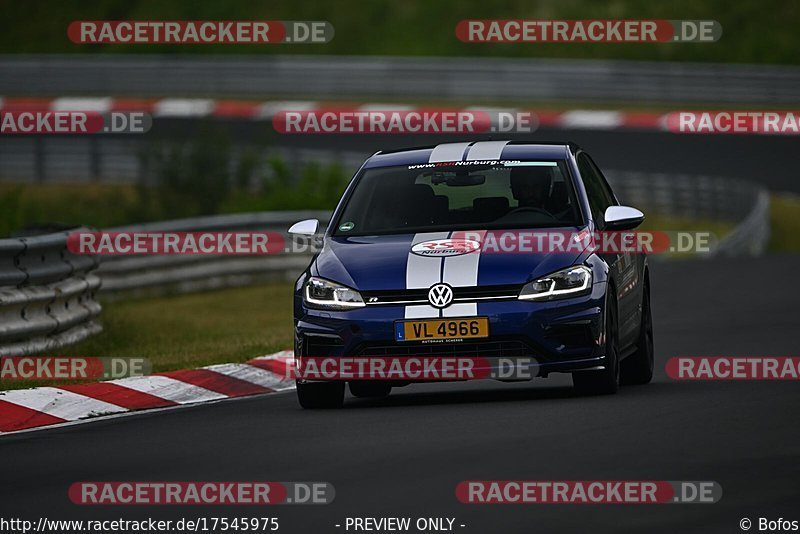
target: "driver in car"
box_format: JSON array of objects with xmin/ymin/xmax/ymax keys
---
[{"xmin": 510, "ymin": 166, "xmax": 553, "ymax": 209}]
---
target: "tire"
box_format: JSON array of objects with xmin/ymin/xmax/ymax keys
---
[
  {"xmin": 296, "ymin": 381, "xmax": 345, "ymax": 409},
  {"xmin": 621, "ymin": 284, "xmax": 655, "ymax": 385},
  {"xmin": 572, "ymin": 292, "xmax": 620, "ymax": 395},
  {"xmin": 349, "ymin": 381, "xmax": 392, "ymax": 399}
]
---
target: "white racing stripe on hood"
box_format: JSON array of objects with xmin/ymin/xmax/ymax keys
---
[
  {"xmin": 405, "ymin": 232, "xmax": 449, "ymax": 318},
  {"xmin": 429, "ymin": 142, "xmax": 472, "ymax": 163},
  {"xmin": 405, "ymin": 231, "xmax": 486, "ymax": 319},
  {"xmin": 465, "ymin": 140, "xmax": 509, "ymax": 161},
  {"xmin": 441, "ymin": 230, "xmax": 485, "ymax": 317}
]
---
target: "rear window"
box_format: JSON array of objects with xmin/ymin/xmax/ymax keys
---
[{"xmin": 333, "ymin": 160, "xmax": 582, "ymax": 236}]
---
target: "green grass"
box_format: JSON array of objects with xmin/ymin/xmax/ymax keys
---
[
  {"xmin": 769, "ymin": 194, "xmax": 800, "ymax": 252},
  {"xmin": 0, "ymin": 183, "xmax": 142, "ymax": 237},
  {"xmin": 0, "ymin": 283, "xmax": 294, "ymax": 391},
  {"xmin": 637, "ymin": 214, "xmax": 732, "ymax": 236},
  {"xmin": 635, "ymin": 214, "xmax": 733, "ymax": 258},
  {"xmin": 0, "ymin": 153, "xmax": 350, "ymax": 238},
  {"xmin": 1, "ymin": 0, "xmax": 799, "ymax": 65},
  {"xmin": 72, "ymin": 283, "xmax": 295, "ymax": 367}
]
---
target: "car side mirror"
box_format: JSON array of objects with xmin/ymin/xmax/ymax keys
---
[
  {"xmin": 288, "ymin": 218, "xmax": 319, "ymax": 236},
  {"xmin": 604, "ymin": 206, "xmax": 644, "ymax": 231}
]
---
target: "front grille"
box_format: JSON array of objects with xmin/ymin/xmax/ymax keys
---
[
  {"xmin": 361, "ymin": 284, "xmax": 520, "ymax": 305},
  {"xmin": 353, "ymin": 339, "xmax": 533, "ymax": 358}
]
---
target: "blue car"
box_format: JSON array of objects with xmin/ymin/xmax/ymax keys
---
[{"xmin": 290, "ymin": 141, "xmax": 654, "ymax": 408}]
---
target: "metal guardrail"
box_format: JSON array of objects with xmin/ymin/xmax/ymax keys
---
[
  {"xmin": 2, "ymin": 54, "xmax": 799, "ymax": 105},
  {"xmin": 606, "ymin": 171, "xmax": 770, "ymax": 257},
  {"xmin": 0, "ymin": 229, "xmax": 102, "ymax": 357},
  {"xmin": 713, "ymin": 189, "xmax": 771, "ymax": 256},
  {"xmin": 607, "ymin": 171, "xmax": 758, "ymax": 219},
  {"xmin": 98, "ymin": 211, "xmax": 330, "ymax": 295}
]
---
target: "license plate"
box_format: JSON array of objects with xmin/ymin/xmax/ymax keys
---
[{"xmin": 395, "ymin": 317, "xmax": 489, "ymax": 342}]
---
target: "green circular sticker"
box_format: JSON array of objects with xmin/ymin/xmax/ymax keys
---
[{"xmin": 339, "ymin": 221, "xmax": 355, "ymax": 232}]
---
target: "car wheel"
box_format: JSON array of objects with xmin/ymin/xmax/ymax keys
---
[
  {"xmin": 572, "ymin": 292, "xmax": 620, "ymax": 395},
  {"xmin": 620, "ymin": 284, "xmax": 655, "ymax": 385},
  {"xmin": 349, "ymin": 381, "xmax": 392, "ymax": 399},
  {"xmin": 296, "ymin": 381, "xmax": 345, "ymax": 409}
]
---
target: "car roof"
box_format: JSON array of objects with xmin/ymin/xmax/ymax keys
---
[{"xmin": 364, "ymin": 141, "xmax": 579, "ymax": 169}]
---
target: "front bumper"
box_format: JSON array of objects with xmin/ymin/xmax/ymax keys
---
[{"xmin": 294, "ymin": 282, "xmax": 608, "ymax": 382}]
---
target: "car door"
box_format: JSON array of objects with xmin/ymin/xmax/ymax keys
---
[{"xmin": 577, "ymin": 152, "xmax": 640, "ymax": 348}]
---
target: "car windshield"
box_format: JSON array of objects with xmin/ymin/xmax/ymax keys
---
[{"xmin": 332, "ymin": 160, "xmax": 582, "ymax": 236}]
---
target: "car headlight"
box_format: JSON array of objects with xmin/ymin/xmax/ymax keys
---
[
  {"xmin": 518, "ymin": 265, "xmax": 592, "ymax": 301},
  {"xmin": 304, "ymin": 276, "xmax": 365, "ymax": 310}
]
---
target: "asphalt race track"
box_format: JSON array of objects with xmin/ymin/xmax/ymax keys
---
[{"xmin": 1, "ymin": 255, "xmax": 797, "ymax": 533}]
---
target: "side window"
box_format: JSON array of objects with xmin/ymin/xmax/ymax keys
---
[
  {"xmin": 577, "ymin": 153, "xmax": 611, "ymax": 228},
  {"xmin": 586, "ymin": 155, "xmax": 617, "ymax": 207}
]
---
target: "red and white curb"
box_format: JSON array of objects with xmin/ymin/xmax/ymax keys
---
[
  {"xmin": 0, "ymin": 96, "xmax": 667, "ymax": 131},
  {"xmin": 0, "ymin": 351, "xmax": 295, "ymax": 435}
]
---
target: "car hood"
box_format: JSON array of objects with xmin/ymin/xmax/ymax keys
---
[{"xmin": 313, "ymin": 230, "xmax": 588, "ymax": 291}]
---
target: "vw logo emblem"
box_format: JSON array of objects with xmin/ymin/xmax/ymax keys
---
[{"xmin": 428, "ymin": 283, "xmax": 454, "ymax": 308}]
